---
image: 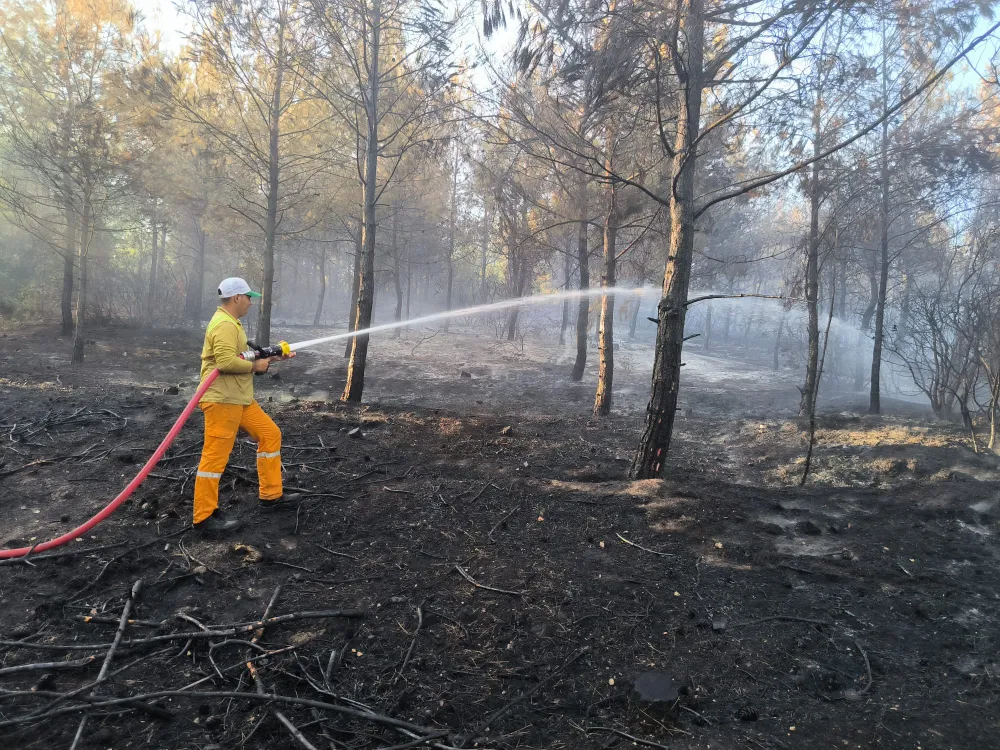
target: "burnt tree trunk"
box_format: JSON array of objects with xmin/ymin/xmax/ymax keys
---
[
  {"xmin": 71, "ymin": 189, "xmax": 92, "ymax": 365},
  {"xmin": 799, "ymin": 100, "xmax": 823, "ymax": 415},
  {"xmin": 59, "ymin": 57, "xmax": 76, "ymax": 337},
  {"xmin": 628, "ymin": 293, "xmax": 641, "ymax": 338},
  {"xmin": 560, "ymin": 245, "xmax": 572, "ymax": 345},
  {"xmin": 593, "ymin": 165, "xmax": 618, "ymax": 417},
  {"xmin": 444, "ymin": 151, "xmax": 457, "ymax": 332},
  {"xmin": 406, "ymin": 258, "xmax": 412, "ymax": 319},
  {"xmin": 630, "ymin": 0, "xmax": 704, "ymax": 479},
  {"xmin": 392, "ymin": 208, "xmax": 403, "ymax": 339},
  {"xmin": 188, "ymin": 223, "xmax": 207, "ymax": 324},
  {"xmin": 870, "ymin": 27, "xmax": 891, "ymax": 415},
  {"xmin": 146, "ymin": 218, "xmax": 158, "ymax": 327},
  {"xmin": 855, "ymin": 249, "xmax": 879, "ymax": 390},
  {"xmin": 61, "ymin": 208, "xmax": 76, "ymax": 336},
  {"xmin": 343, "ymin": 0, "xmax": 381, "ymax": 402},
  {"xmin": 256, "ymin": 12, "xmax": 286, "ymax": 346},
  {"xmin": 774, "ymin": 313, "xmax": 786, "ymax": 371},
  {"xmin": 314, "ymin": 245, "xmax": 327, "ymax": 326},
  {"xmin": 703, "ymin": 302, "xmax": 712, "ymax": 351},
  {"xmin": 345, "ymin": 229, "xmax": 362, "ymax": 358},
  {"xmin": 571, "ymin": 179, "xmax": 589, "ymax": 381},
  {"xmin": 480, "ymin": 203, "xmax": 491, "ymax": 301}
]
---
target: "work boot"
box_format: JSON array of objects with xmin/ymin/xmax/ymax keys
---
[
  {"xmin": 193, "ymin": 510, "xmax": 242, "ymax": 534},
  {"xmin": 258, "ymin": 493, "xmax": 303, "ymax": 511}
]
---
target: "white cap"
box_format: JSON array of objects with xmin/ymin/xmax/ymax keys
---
[{"xmin": 218, "ymin": 277, "xmax": 261, "ymax": 298}]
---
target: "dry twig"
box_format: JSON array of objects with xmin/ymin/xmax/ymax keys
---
[
  {"xmin": 68, "ymin": 579, "xmax": 142, "ymax": 750},
  {"xmin": 396, "ymin": 600, "xmax": 425, "ymax": 680},
  {"xmin": 615, "ymin": 533, "xmax": 674, "ymax": 557},
  {"xmin": 454, "ymin": 565, "xmax": 524, "ymax": 596}
]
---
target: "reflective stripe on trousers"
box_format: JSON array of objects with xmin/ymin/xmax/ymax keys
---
[{"xmin": 193, "ymin": 400, "xmax": 283, "ymax": 524}]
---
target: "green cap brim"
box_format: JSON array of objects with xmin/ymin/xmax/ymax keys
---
[{"xmin": 246, "ymin": 291, "xmax": 262, "ymax": 298}]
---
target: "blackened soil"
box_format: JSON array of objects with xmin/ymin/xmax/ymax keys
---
[{"xmin": 0, "ymin": 324, "xmax": 997, "ymax": 749}]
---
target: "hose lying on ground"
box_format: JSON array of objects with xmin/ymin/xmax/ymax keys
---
[{"xmin": 0, "ymin": 369, "xmax": 221, "ymax": 560}]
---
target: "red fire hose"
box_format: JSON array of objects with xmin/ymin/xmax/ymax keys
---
[{"xmin": 0, "ymin": 369, "xmax": 221, "ymax": 560}]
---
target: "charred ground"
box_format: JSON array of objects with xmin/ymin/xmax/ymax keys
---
[{"xmin": 0, "ymin": 324, "xmax": 998, "ymax": 749}]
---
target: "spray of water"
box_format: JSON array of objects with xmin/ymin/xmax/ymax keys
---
[{"xmin": 289, "ymin": 286, "xmax": 655, "ymax": 351}]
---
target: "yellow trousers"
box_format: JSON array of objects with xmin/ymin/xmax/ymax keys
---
[{"xmin": 193, "ymin": 401, "xmax": 283, "ymax": 523}]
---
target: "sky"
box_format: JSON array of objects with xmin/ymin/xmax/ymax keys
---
[
  {"xmin": 130, "ymin": 1, "xmax": 997, "ymax": 94},
  {"xmin": 129, "ymin": 0, "xmax": 514, "ymax": 66},
  {"xmin": 132, "ymin": 0, "xmax": 190, "ymax": 54}
]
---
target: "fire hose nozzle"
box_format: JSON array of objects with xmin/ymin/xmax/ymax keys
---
[{"xmin": 241, "ymin": 341, "xmax": 291, "ymax": 361}]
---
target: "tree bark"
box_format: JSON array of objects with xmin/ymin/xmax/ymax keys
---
[
  {"xmin": 188, "ymin": 223, "xmax": 207, "ymax": 324},
  {"xmin": 869, "ymin": 26, "xmax": 891, "ymax": 415},
  {"xmin": 505, "ymin": 258, "xmax": 525, "ymax": 341},
  {"xmin": 61, "ymin": 221, "xmax": 76, "ymax": 337},
  {"xmin": 146, "ymin": 218, "xmax": 158, "ymax": 327},
  {"xmin": 571, "ymin": 178, "xmax": 589, "ymax": 381},
  {"xmin": 560, "ymin": 245, "xmax": 572, "ymax": 345},
  {"xmin": 593, "ymin": 161, "xmax": 618, "ymax": 417},
  {"xmin": 837, "ymin": 255, "xmax": 847, "ymax": 319},
  {"xmin": 479, "ymin": 202, "xmax": 491, "ymax": 301},
  {"xmin": 774, "ymin": 313, "xmax": 785, "ymax": 371},
  {"xmin": 345, "ymin": 229, "xmax": 362, "ymax": 357},
  {"xmin": 799, "ymin": 99, "xmax": 823, "ymax": 415},
  {"xmin": 256, "ymin": 12, "xmax": 286, "ymax": 346},
  {"xmin": 628, "ymin": 293, "xmax": 641, "ymax": 338},
  {"xmin": 406, "ymin": 257, "xmax": 412, "ymax": 319},
  {"xmin": 72, "ymin": 189, "xmax": 92, "ymax": 365},
  {"xmin": 313, "ymin": 246, "xmax": 327, "ymax": 326},
  {"xmin": 989, "ymin": 375, "xmax": 1000, "ymax": 450},
  {"xmin": 392, "ymin": 208, "xmax": 403, "ymax": 339},
  {"xmin": 630, "ymin": 0, "xmax": 704, "ymax": 479},
  {"xmin": 343, "ymin": 0, "xmax": 381, "ymax": 403},
  {"xmin": 703, "ymin": 302, "xmax": 712, "ymax": 351},
  {"xmin": 444, "ymin": 150, "xmax": 457, "ymax": 332},
  {"xmin": 59, "ymin": 38, "xmax": 76, "ymax": 338}
]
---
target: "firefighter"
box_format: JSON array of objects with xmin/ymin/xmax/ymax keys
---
[{"xmin": 192, "ymin": 277, "xmax": 298, "ymax": 533}]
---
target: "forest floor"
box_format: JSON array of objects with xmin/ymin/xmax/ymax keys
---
[{"xmin": 0, "ymin": 320, "xmax": 998, "ymax": 750}]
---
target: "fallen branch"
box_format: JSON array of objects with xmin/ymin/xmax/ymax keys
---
[
  {"xmin": 488, "ymin": 504, "xmax": 522, "ymax": 542},
  {"xmin": 397, "ymin": 600, "xmax": 425, "ymax": 680},
  {"xmin": 0, "ymin": 458, "xmax": 55, "ymax": 479},
  {"xmin": 615, "ymin": 533, "xmax": 674, "ymax": 557},
  {"xmin": 454, "ymin": 566, "xmax": 524, "ymax": 596},
  {"xmin": 410, "ymin": 329, "xmax": 441, "ymax": 355},
  {"xmin": 855, "ymin": 639, "xmax": 873, "ymax": 696},
  {"xmin": 314, "ymin": 543, "xmax": 359, "ymax": 561},
  {"xmin": 12, "ymin": 648, "xmax": 175, "ymax": 722},
  {"xmin": 69, "ymin": 579, "xmax": 142, "ymax": 750},
  {"xmin": 0, "ymin": 655, "xmax": 99, "ymax": 677},
  {"xmin": 0, "ymin": 689, "xmax": 458, "ymax": 738},
  {"xmin": 684, "ymin": 293, "xmax": 797, "ymax": 308},
  {"xmin": 0, "ymin": 610, "xmax": 366, "ymax": 653},
  {"xmin": 78, "ymin": 615, "xmax": 165, "ymax": 628},
  {"xmin": 680, "ymin": 705, "xmax": 713, "ymax": 725},
  {"xmin": 467, "ymin": 483, "xmax": 495, "ymax": 504},
  {"xmin": 0, "ymin": 541, "xmax": 129, "ymax": 568},
  {"xmin": 249, "ymin": 586, "xmax": 320, "ymax": 750}
]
